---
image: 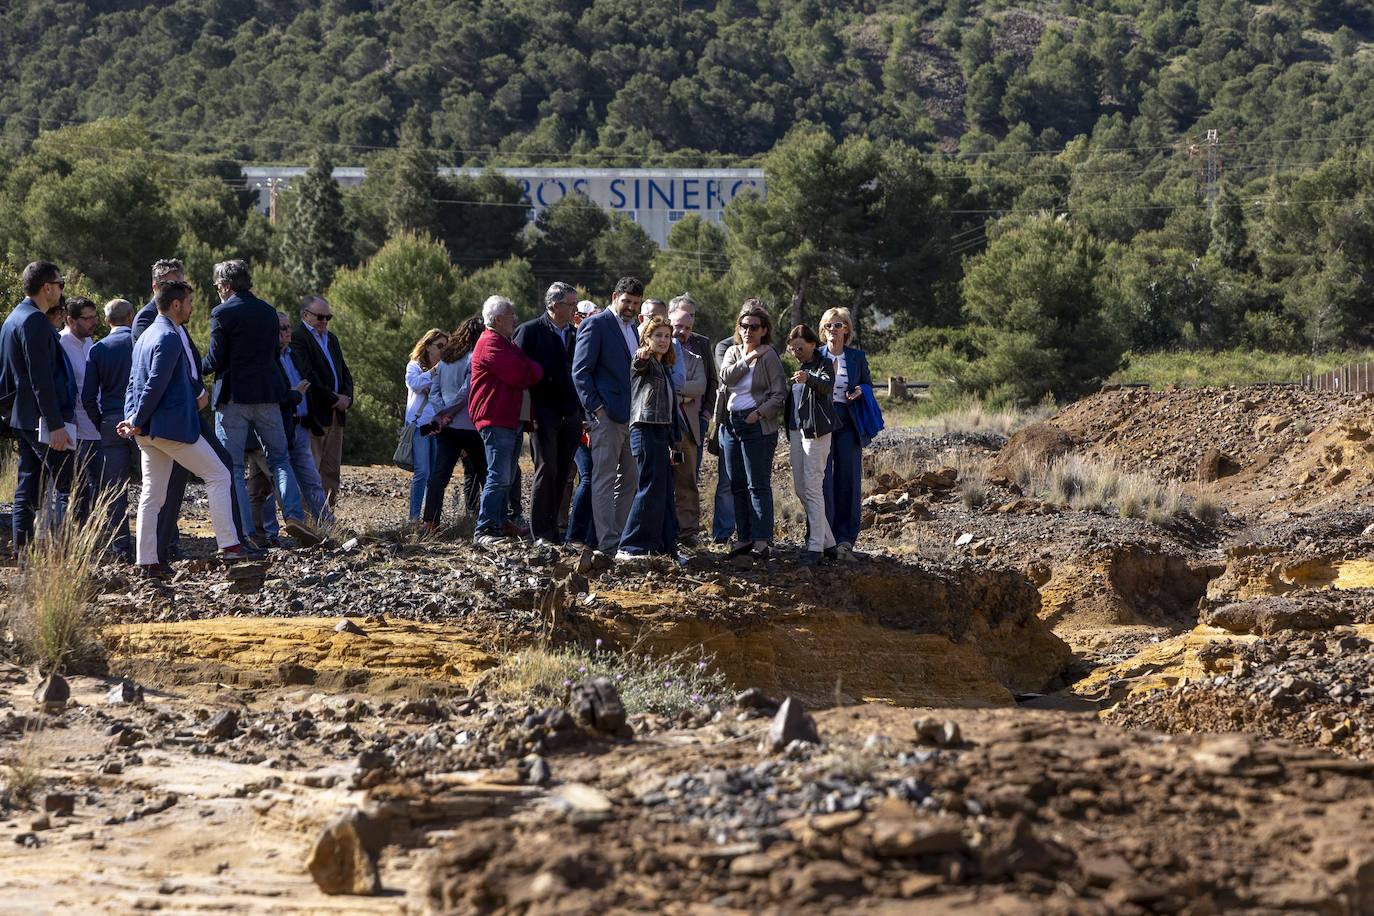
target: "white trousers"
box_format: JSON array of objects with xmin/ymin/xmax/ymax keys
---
[
  {"xmin": 135, "ymin": 435, "xmax": 239, "ymax": 565},
  {"xmin": 789, "ymin": 429, "xmax": 836, "ymax": 553}
]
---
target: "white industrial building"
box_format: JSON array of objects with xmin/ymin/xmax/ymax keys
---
[{"xmin": 240, "ymin": 166, "xmax": 766, "ymax": 248}]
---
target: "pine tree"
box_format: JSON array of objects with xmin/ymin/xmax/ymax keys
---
[
  {"xmin": 1209, "ymin": 182, "xmax": 1249, "ymax": 270},
  {"xmin": 280, "ymin": 152, "xmax": 352, "ymax": 293}
]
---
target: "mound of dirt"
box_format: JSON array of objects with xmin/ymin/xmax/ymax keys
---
[
  {"xmin": 418, "ymin": 704, "xmax": 1374, "ymax": 914},
  {"xmin": 1043, "ymin": 385, "xmax": 1374, "ymax": 515}
]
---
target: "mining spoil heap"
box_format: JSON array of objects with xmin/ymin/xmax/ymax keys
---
[{"xmin": 2, "ymin": 384, "xmax": 1374, "ymax": 913}]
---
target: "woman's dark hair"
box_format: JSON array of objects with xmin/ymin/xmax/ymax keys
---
[
  {"xmin": 786, "ymin": 324, "xmax": 820, "ymax": 346},
  {"xmin": 732, "ymin": 303, "xmax": 773, "ymax": 347},
  {"xmin": 442, "ymin": 314, "xmax": 484, "ymax": 362}
]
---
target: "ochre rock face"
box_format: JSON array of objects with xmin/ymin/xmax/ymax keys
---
[
  {"xmin": 568, "ymin": 562, "xmax": 1069, "ymax": 708},
  {"xmin": 102, "ymin": 616, "xmax": 501, "ymax": 693}
]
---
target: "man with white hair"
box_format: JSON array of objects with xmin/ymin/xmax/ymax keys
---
[
  {"xmin": 669, "ymin": 293, "xmax": 716, "ymax": 458},
  {"xmin": 468, "ymin": 295, "xmax": 543, "ymax": 546},
  {"xmin": 81, "ymin": 298, "xmax": 138, "ymax": 560}
]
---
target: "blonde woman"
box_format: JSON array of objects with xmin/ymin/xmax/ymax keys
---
[
  {"xmin": 819, "ymin": 307, "xmax": 873, "ymax": 559},
  {"xmin": 404, "ymin": 328, "xmax": 448, "ymax": 520}
]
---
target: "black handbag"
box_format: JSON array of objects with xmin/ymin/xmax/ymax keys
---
[{"xmin": 392, "ymin": 421, "xmax": 416, "ymax": 472}]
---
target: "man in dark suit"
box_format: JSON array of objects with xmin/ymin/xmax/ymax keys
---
[
  {"xmin": 120, "ymin": 281, "xmax": 247, "ymax": 577},
  {"xmin": 81, "ymin": 298, "xmax": 138, "ymax": 560},
  {"xmin": 203, "ymin": 259, "xmax": 320, "ymax": 546},
  {"xmin": 291, "ymin": 294, "xmax": 352, "ymax": 512},
  {"xmin": 0, "ymin": 261, "xmax": 75, "ymax": 550},
  {"xmin": 132, "ymin": 258, "xmax": 252, "ymax": 560},
  {"xmin": 513, "ymin": 281, "xmax": 582, "ymax": 545},
  {"xmin": 572, "ymin": 276, "xmax": 643, "ymax": 554},
  {"xmin": 246, "ymin": 311, "xmax": 326, "ymax": 540}
]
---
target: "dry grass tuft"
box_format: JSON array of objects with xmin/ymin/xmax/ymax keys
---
[
  {"xmin": 7, "ymin": 488, "xmax": 116, "ymax": 672},
  {"xmin": 910, "ymin": 399, "xmax": 1055, "ymax": 438},
  {"xmin": 489, "ymin": 642, "xmax": 729, "ymax": 717},
  {"xmin": 1, "ymin": 728, "xmax": 46, "ymax": 808}
]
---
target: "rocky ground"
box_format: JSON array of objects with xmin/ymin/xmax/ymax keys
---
[{"xmin": 2, "ymin": 384, "xmax": 1374, "ymax": 913}]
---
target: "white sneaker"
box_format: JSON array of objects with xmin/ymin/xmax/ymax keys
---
[{"xmin": 614, "ymin": 550, "xmax": 642, "ymax": 563}]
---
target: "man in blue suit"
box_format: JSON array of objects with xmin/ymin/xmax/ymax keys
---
[
  {"xmin": 572, "ymin": 276, "xmax": 643, "ymax": 554},
  {"xmin": 119, "ymin": 281, "xmax": 247, "ymax": 577},
  {"xmin": 202, "ymin": 259, "xmax": 321, "ymax": 547},
  {"xmin": 0, "ymin": 261, "xmax": 76, "ymax": 550},
  {"xmin": 81, "ymin": 298, "xmax": 138, "ymax": 560},
  {"xmin": 133, "ymin": 258, "xmax": 251, "ymax": 561}
]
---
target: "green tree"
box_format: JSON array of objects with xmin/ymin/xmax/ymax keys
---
[
  {"xmin": 961, "ymin": 216, "xmax": 1121, "ymax": 403},
  {"xmin": 528, "ymin": 193, "xmax": 611, "ymax": 293},
  {"xmin": 326, "ymin": 233, "xmax": 465, "ymax": 461},
  {"xmin": 280, "ymin": 152, "xmax": 352, "ymax": 294},
  {"xmin": 1208, "ymin": 182, "xmax": 1250, "ymax": 270}
]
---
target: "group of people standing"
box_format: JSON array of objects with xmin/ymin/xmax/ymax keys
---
[
  {"xmin": 404, "ymin": 278, "xmax": 879, "ymax": 565},
  {"xmin": 0, "ymin": 258, "xmax": 355, "ymax": 578}
]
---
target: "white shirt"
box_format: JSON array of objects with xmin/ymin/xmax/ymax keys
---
[
  {"xmin": 727, "ymin": 364, "xmax": 757, "ymax": 412},
  {"xmin": 618, "ymin": 314, "xmax": 638, "ymax": 357},
  {"xmin": 405, "ymin": 360, "xmax": 436, "ymax": 425},
  {"xmin": 178, "ymin": 325, "xmax": 198, "ymax": 381},
  {"xmin": 832, "ymin": 352, "xmax": 849, "ymax": 403},
  {"xmin": 58, "ymin": 328, "xmax": 99, "ymax": 440}
]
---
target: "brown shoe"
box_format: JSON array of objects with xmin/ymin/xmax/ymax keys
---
[{"xmin": 137, "ymin": 563, "xmax": 171, "ymax": 580}]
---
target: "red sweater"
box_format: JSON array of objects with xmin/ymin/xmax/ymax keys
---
[{"xmin": 470, "ymin": 329, "xmax": 543, "ymax": 430}]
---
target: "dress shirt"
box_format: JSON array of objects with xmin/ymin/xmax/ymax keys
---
[
  {"xmin": 58, "ymin": 328, "xmax": 99, "ymax": 440},
  {"xmin": 312, "ymin": 326, "xmax": 339, "ymax": 390},
  {"xmin": 281, "ymin": 348, "xmax": 307, "ymax": 417},
  {"xmin": 618, "ymin": 314, "xmax": 638, "ymax": 357}
]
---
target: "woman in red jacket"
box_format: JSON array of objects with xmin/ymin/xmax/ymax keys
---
[{"xmin": 469, "ymin": 295, "xmax": 543, "ymax": 546}]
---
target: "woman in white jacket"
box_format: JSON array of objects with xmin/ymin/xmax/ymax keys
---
[{"xmin": 404, "ymin": 329, "xmax": 448, "ymax": 520}]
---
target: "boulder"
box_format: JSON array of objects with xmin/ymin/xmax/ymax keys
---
[{"xmin": 306, "ymin": 809, "xmax": 382, "ymax": 896}]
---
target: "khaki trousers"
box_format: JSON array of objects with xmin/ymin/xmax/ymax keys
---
[
  {"xmin": 310, "ymin": 413, "xmax": 345, "ymax": 508},
  {"xmin": 672, "ymin": 435, "xmax": 700, "ymax": 538}
]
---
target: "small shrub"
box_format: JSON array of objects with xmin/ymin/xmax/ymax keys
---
[
  {"xmin": 1036, "ymin": 454, "xmax": 1185, "ymax": 523},
  {"xmin": 490, "ymin": 642, "xmax": 729, "ymax": 717},
  {"xmin": 1, "ymin": 729, "xmax": 45, "ymax": 808},
  {"xmin": 1192, "ymin": 490, "xmax": 1223, "ymax": 524}
]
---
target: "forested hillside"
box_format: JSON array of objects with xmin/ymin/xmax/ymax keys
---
[{"xmin": 5, "ymin": 0, "xmax": 1374, "ymax": 458}]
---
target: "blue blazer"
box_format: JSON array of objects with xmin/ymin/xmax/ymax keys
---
[
  {"xmin": 820, "ymin": 344, "xmax": 876, "ymax": 445},
  {"xmin": 201, "ymin": 291, "xmax": 288, "ymax": 406},
  {"xmin": 82, "ymin": 326, "xmax": 135, "ymax": 427},
  {"xmin": 0, "ymin": 298, "xmax": 70, "ymax": 431},
  {"xmin": 572, "ymin": 308, "xmax": 634, "ymax": 424},
  {"xmin": 125, "ymin": 315, "xmax": 201, "ymax": 443}
]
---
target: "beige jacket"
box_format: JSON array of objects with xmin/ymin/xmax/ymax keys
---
[{"xmin": 715, "ymin": 344, "xmax": 787, "ymax": 436}]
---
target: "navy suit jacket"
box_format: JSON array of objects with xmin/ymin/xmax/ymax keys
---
[
  {"xmin": 131, "ymin": 299, "xmax": 158, "ymax": 340},
  {"xmin": 82, "ymin": 326, "xmax": 135, "ymax": 427},
  {"xmin": 515, "ymin": 313, "xmax": 580, "ymax": 419},
  {"xmin": 202, "ymin": 291, "xmax": 287, "ymax": 406},
  {"xmin": 572, "ymin": 308, "xmax": 634, "ymax": 424},
  {"xmin": 0, "ymin": 298, "xmax": 70, "ymax": 431},
  {"xmin": 126, "ymin": 316, "xmax": 201, "ymax": 444}
]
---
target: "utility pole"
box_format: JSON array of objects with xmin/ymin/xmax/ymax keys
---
[{"xmin": 1188, "ymin": 129, "xmax": 1222, "ymax": 205}]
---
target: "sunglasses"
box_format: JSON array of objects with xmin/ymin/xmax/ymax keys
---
[
  {"xmin": 739, "ymin": 322, "xmax": 763, "ymax": 331},
  {"xmin": 306, "ymin": 311, "xmax": 333, "ymax": 322},
  {"xmin": 824, "ymin": 322, "xmax": 848, "ymax": 330}
]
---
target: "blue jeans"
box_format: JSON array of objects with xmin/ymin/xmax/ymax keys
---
[
  {"xmin": 216, "ymin": 402, "xmax": 304, "ymax": 535},
  {"xmin": 619, "ymin": 424, "xmax": 676, "ymax": 555},
  {"xmin": 409, "ymin": 425, "xmax": 437, "ymax": 520},
  {"xmin": 476, "ymin": 426, "xmax": 519, "ymax": 535},
  {"xmin": 253, "ymin": 424, "xmax": 328, "ymax": 535},
  {"xmin": 823, "ymin": 401, "xmax": 864, "ymax": 547},
  {"xmin": 97, "ymin": 420, "xmax": 138, "ymax": 557},
  {"xmin": 711, "ymin": 453, "xmax": 735, "ymax": 542},
  {"xmin": 720, "ymin": 410, "xmax": 776, "ymax": 544},
  {"xmin": 564, "ymin": 439, "xmax": 597, "ymax": 546},
  {"xmin": 11, "ymin": 427, "xmax": 74, "ymax": 549}
]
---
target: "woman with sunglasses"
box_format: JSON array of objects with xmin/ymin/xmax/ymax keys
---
[
  {"xmin": 404, "ymin": 329, "xmax": 448, "ymax": 521},
  {"xmin": 714, "ymin": 302, "xmax": 786, "ymax": 557},
  {"xmin": 819, "ymin": 307, "xmax": 873, "ymax": 560}
]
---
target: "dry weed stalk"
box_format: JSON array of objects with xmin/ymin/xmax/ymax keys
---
[
  {"xmin": 8, "ymin": 487, "xmax": 117, "ymax": 673},
  {"xmin": 1, "ymin": 726, "xmax": 46, "ymax": 808}
]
